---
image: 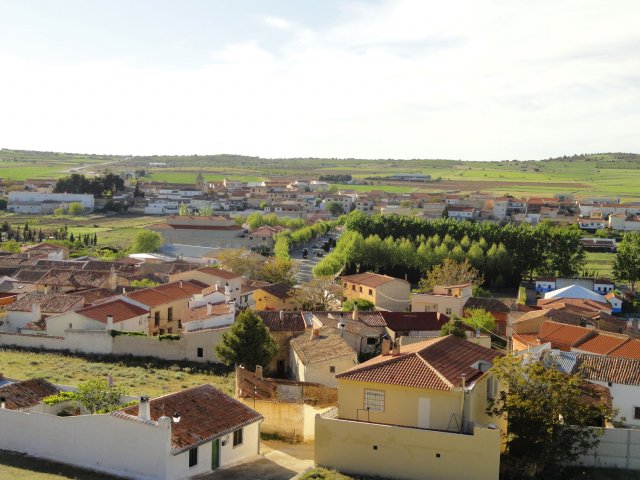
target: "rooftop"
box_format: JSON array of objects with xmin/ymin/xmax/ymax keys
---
[
  {"xmin": 252, "ymin": 310, "xmax": 306, "ymax": 332},
  {"xmin": 291, "ymin": 327, "xmax": 357, "ymax": 364},
  {"xmin": 340, "ymin": 272, "xmax": 408, "ymax": 288},
  {"xmin": 0, "ymin": 378, "xmax": 59, "ymax": 410},
  {"xmin": 77, "ymin": 299, "xmax": 149, "ymax": 324},
  {"xmin": 4, "ymin": 292, "xmax": 84, "ymax": 313},
  {"xmin": 336, "ymin": 335, "xmax": 502, "ymax": 390},
  {"xmin": 117, "ymin": 384, "xmax": 263, "ymax": 453},
  {"xmin": 126, "ymin": 280, "xmax": 207, "ymax": 307}
]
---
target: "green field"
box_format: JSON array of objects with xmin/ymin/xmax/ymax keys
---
[
  {"xmin": 0, "ymin": 348, "xmax": 234, "ymax": 397},
  {"xmin": 2, "ymin": 149, "xmax": 640, "ymax": 200},
  {"xmin": 584, "ymin": 252, "xmax": 616, "ymax": 278}
]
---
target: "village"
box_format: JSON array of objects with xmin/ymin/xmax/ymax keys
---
[{"xmin": 1, "ymin": 177, "xmax": 640, "ymax": 480}]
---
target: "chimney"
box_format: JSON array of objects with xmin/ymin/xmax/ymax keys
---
[
  {"xmin": 381, "ymin": 337, "xmax": 391, "ymax": 355},
  {"xmin": 122, "ymin": 287, "xmax": 127, "ymax": 294},
  {"xmin": 632, "ymin": 318, "xmax": 639, "ymax": 335},
  {"xmin": 352, "ymin": 303, "xmax": 359, "ymax": 321},
  {"xmin": 179, "ymin": 280, "xmax": 183, "ymax": 288},
  {"xmin": 215, "ymin": 281, "xmax": 221, "ymax": 291},
  {"xmin": 157, "ymin": 415, "xmax": 171, "ymax": 430},
  {"xmin": 392, "ymin": 339, "xmax": 400, "ymax": 356},
  {"xmin": 0, "ymin": 396, "xmax": 5, "ymax": 409},
  {"xmin": 106, "ymin": 315, "xmax": 114, "ymax": 330},
  {"xmin": 310, "ymin": 327, "xmax": 320, "ymax": 339},
  {"xmin": 108, "ymin": 270, "xmax": 117, "ymax": 291},
  {"xmin": 224, "ymin": 285, "xmax": 231, "ymax": 296},
  {"xmin": 138, "ymin": 396, "xmax": 151, "ymax": 421},
  {"xmin": 207, "ymin": 303, "xmax": 213, "ymax": 315},
  {"xmin": 32, "ymin": 303, "xmax": 41, "ymax": 322},
  {"xmin": 255, "ymin": 365, "xmax": 263, "ymax": 379},
  {"xmin": 279, "ymin": 310, "xmax": 284, "ymax": 321},
  {"xmin": 44, "ymin": 285, "xmax": 49, "ymax": 295}
]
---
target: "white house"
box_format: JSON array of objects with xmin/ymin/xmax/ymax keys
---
[
  {"xmin": 543, "ymin": 284, "xmax": 607, "ymax": 303},
  {"xmin": 1, "ymin": 293, "xmax": 85, "ymax": 333},
  {"xmin": 545, "ymin": 350, "xmax": 640, "ymax": 428},
  {"xmin": 45, "ymin": 299, "xmax": 150, "ymax": 337},
  {"xmin": 0, "ymin": 383, "xmax": 263, "ymax": 480},
  {"xmin": 8, "ymin": 192, "xmax": 95, "ymax": 214},
  {"xmin": 181, "ymin": 302, "xmax": 235, "ymax": 333}
]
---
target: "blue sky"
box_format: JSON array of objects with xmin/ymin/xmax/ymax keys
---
[{"xmin": 1, "ymin": 0, "xmax": 639, "ymax": 160}]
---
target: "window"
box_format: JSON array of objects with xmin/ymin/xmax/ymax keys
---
[
  {"xmin": 359, "ymin": 286, "xmax": 363, "ymax": 292},
  {"xmin": 368, "ymin": 289, "xmax": 373, "ymax": 296},
  {"xmin": 487, "ymin": 376, "xmax": 498, "ymax": 401},
  {"xmin": 343, "ymin": 283, "xmax": 347, "ymax": 288},
  {"xmin": 445, "ymin": 308, "xmax": 452, "ymax": 315},
  {"xmin": 154, "ymin": 312, "xmax": 160, "ymax": 326},
  {"xmin": 167, "ymin": 328, "xmax": 172, "ymax": 334},
  {"xmin": 352, "ymin": 285, "xmax": 355, "ymax": 291},
  {"xmin": 233, "ymin": 428, "xmax": 243, "ymax": 447},
  {"xmin": 188, "ymin": 447, "xmax": 198, "ymax": 467},
  {"xmin": 367, "ymin": 337, "xmax": 377, "ymax": 345},
  {"xmin": 634, "ymin": 407, "xmax": 640, "ymax": 420},
  {"xmin": 329, "ymin": 366, "xmax": 336, "ymax": 373},
  {"xmin": 197, "ymin": 347, "xmax": 203, "ymax": 358},
  {"xmin": 364, "ymin": 388, "xmax": 385, "ymax": 412},
  {"xmin": 167, "ymin": 307, "xmax": 173, "ymax": 322}
]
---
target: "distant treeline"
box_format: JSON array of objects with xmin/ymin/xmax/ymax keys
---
[
  {"xmin": 318, "ymin": 174, "xmax": 352, "ymax": 182},
  {"xmin": 53, "ymin": 173, "xmax": 125, "ymax": 198}
]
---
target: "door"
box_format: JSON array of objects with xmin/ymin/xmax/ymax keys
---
[
  {"xmin": 211, "ymin": 439, "xmax": 219, "ymax": 470},
  {"xmin": 418, "ymin": 397, "xmax": 430, "ymax": 429},
  {"xmin": 277, "ymin": 360, "xmax": 285, "ymax": 376}
]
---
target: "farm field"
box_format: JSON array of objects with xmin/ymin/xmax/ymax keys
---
[
  {"xmin": 0, "ymin": 213, "xmax": 162, "ymax": 249},
  {"xmin": 0, "ymin": 348, "xmax": 235, "ymax": 397},
  {"xmin": 2, "ymin": 149, "xmax": 640, "ymax": 200},
  {"xmin": 584, "ymin": 252, "xmax": 616, "ymax": 278}
]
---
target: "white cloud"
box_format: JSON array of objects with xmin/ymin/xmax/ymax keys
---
[{"xmin": 0, "ymin": 0, "xmax": 639, "ymax": 159}]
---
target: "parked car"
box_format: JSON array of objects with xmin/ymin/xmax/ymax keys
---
[{"xmin": 316, "ymin": 251, "xmax": 324, "ymax": 257}]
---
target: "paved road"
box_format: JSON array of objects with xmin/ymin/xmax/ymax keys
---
[
  {"xmin": 294, "ymin": 235, "xmax": 333, "ymax": 283},
  {"xmin": 197, "ymin": 441, "xmax": 314, "ymax": 480}
]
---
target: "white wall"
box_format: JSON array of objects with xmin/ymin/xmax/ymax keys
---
[
  {"xmin": 579, "ymin": 428, "xmax": 640, "ymax": 470},
  {"xmin": 290, "ymin": 349, "xmax": 356, "ymax": 388},
  {"xmin": 0, "ymin": 408, "xmax": 170, "ymax": 480},
  {"xmin": 591, "ymin": 380, "xmax": 640, "ymax": 428}
]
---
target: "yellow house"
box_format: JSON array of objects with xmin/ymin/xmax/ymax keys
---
[
  {"xmin": 341, "ymin": 272, "xmax": 410, "ymax": 311},
  {"xmin": 315, "ymin": 335, "xmax": 504, "ymax": 480},
  {"xmin": 252, "ymin": 284, "xmax": 303, "ymax": 311}
]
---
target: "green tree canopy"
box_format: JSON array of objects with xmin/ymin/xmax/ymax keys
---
[
  {"xmin": 439, "ymin": 315, "xmax": 467, "ymax": 338},
  {"xmin": 131, "ymin": 230, "xmax": 162, "ymax": 253},
  {"xmin": 417, "ymin": 258, "xmax": 483, "ymax": 293},
  {"xmin": 75, "ymin": 378, "xmax": 127, "ymax": 414},
  {"xmin": 341, "ymin": 298, "xmax": 375, "ymax": 312},
  {"xmin": 613, "ymin": 232, "xmax": 640, "ymax": 291},
  {"xmin": 68, "ymin": 202, "xmax": 85, "ymax": 215},
  {"xmin": 215, "ymin": 310, "xmax": 278, "ymax": 371},
  {"xmin": 462, "ymin": 307, "xmax": 496, "ymax": 333},
  {"xmin": 326, "ymin": 202, "xmax": 344, "ymax": 216},
  {"xmin": 487, "ymin": 355, "xmax": 612, "ymax": 478}
]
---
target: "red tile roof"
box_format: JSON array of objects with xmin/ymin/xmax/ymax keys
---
[
  {"xmin": 126, "ymin": 280, "xmax": 206, "ymax": 307},
  {"xmin": 608, "ymin": 339, "xmax": 640, "ymax": 360},
  {"xmin": 252, "ymin": 310, "xmax": 306, "ymax": 331},
  {"xmin": 77, "ymin": 299, "xmax": 149, "ymax": 324},
  {"xmin": 337, "ymin": 335, "xmax": 502, "ymax": 390},
  {"xmin": 573, "ymin": 353, "xmax": 640, "ymax": 386},
  {"xmin": 0, "ymin": 378, "xmax": 59, "ymax": 410},
  {"xmin": 117, "ymin": 385, "xmax": 262, "ymax": 453},
  {"xmin": 575, "ymin": 333, "xmax": 629, "ymax": 355},
  {"xmin": 341, "ymin": 272, "xmax": 408, "ymax": 288},
  {"xmin": 4, "ymin": 292, "xmax": 83, "ymax": 313},
  {"xmin": 182, "ymin": 303, "xmax": 233, "ymax": 323},
  {"xmin": 537, "ymin": 321, "xmax": 594, "ymax": 349},
  {"xmin": 379, "ymin": 311, "xmax": 451, "ymax": 332}
]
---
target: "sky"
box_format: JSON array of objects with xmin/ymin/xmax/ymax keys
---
[{"xmin": 0, "ymin": 0, "xmax": 639, "ymax": 160}]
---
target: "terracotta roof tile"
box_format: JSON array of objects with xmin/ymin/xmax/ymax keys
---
[
  {"xmin": 464, "ymin": 297, "xmax": 512, "ymax": 312},
  {"xmin": 117, "ymin": 385, "xmax": 262, "ymax": 453},
  {"xmin": 537, "ymin": 321, "xmax": 594, "ymax": 349},
  {"xmin": 77, "ymin": 299, "xmax": 148, "ymax": 324},
  {"xmin": 252, "ymin": 310, "xmax": 306, "ymax": 331},
  {"xmin": 575, "ymin": 333, "xmax": 629, "ymax": 355},
  {"xmin": 608, "ymin": 339, "xmax": 640, "ymax": 360},
  {"xmin": 337, "ymin": 335, "xmax": 502, "ymax": 390},
  {"xmin": 0, "ymin": 378, "xmax": 59, "ymax": 410},
  {"xmin": 38, "ymin": 269, "xmax": 111, "ymax": 288},
  {"xmin": 571, "ymin": 353, "xmax": 640, "ymax": 385},
  {"xmin": 290, "ymin": 327, "xmax": 356, "ymax": 364},
  {"xmin": 341, "ymin": 272, "xmax": 408, "ymax": 288},
  {"xmin": 4, "ymin": 292, "xmax": 83, "ymax": 313},
  {"xmin": 257, "ymin": 283, "xmax": 296, "ymax": 300},
  {"xmin": 182, "ymin": 303, "xmax": 233, "ymax": 323},
  {"xmin": 126, "ymin": 280, "xmax": 206, "ymax": 307},
  {"xmin": 379, "ymin": 311, "xmax": 452, "ymax": 332}
]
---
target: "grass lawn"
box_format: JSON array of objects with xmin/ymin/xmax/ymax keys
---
[
  {"xmin": 0, "ymin": 348, "xmax": 235, "ymax": 397},
  {"xmin": 0, "ymin": 450, "xmax": 123, "ymax": 480},
  {"xmin": 584, "ymin": 252, "xmax": 615, "ymax": 278}
]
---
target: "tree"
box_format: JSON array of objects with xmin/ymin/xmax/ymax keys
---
[
  {"xmin": 198, "ymin": 206, "xmax": 213, "ymax": 216},
  {"xmin": 53, "ymin": 207, "xmax": 65, "ymax": 216},
  {"xmin": 296, "ymin": 277, "xmax": 343, "ymax": 310},
  {"xmin": 68, "ymin": 202, "xmax": 85, "ymax": 215},
  {"xmin": 417, "ymin": 258, "xmax": 484, "ymax": 293},
  {"xmin": 440, "ymin": 315, "xmax": 467, "ymax": 338},
  {"xmin": 487, "ymin": 355, "xmax": 612, "ymax": 478},
  {"xmin": 217, "ymin": 248, "xmax": 266, "ymax": 279},
  {"xmin": 131, "ymin": 278, "xmax": 161, "ymax": 288},
  {"xmin": 326, "ymin": 202, "xmax": 344, "ymax": 216},
  {"xmin": 215, "ymin": 310, "xmax": 278, "ymax": 371},
  {"xmin": 1, "ymin": 240, "xmax": 21, "ymax": 253},
  {"xmin": 462, "ymin": 307, "xmax": 496, "ymax": 333},
  {"xmin": 75, "ymin": 378, "xmax": 127, "ymax": 414},
  {"xmin": 178, "ymin": 203, "xmax": 189, "ymax": 216},
  {"xmin": 341, "ymin": 298, "xmax": 375, "ymax": 311},
  {"xmin": 261, "ymin": 257, "xmax": 299, "ymax": 285},
  {"xmin": 131, "ymin": 230, "xmax": 162, "ymax": 253},
  {"xmin": 613, "ymin": 232, "xmax": 640, "ymax": 291}
]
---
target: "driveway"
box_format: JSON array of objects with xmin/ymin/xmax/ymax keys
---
[
  {"xmin": 294, "ymin": 235, "xmax": 333, "ymax": 283},
  {"xmin": 197, "ymin": 441, "xmax": 314, "ymax": 480}
]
